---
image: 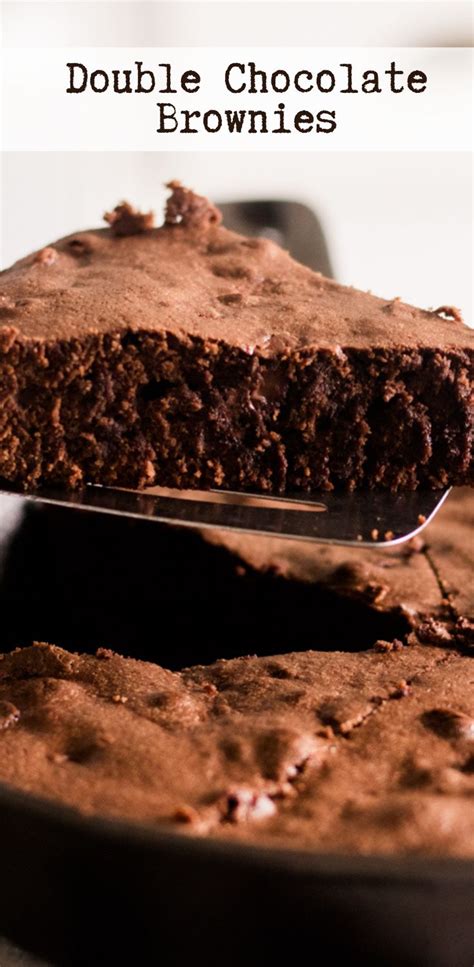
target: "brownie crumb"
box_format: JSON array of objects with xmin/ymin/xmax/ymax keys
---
[
  {"xmin": 218, "ymin": 293, "xmax": 243, "ymax": 306},
  {"xmin": 421, "ymin": 708, "xmax": 474, "ymax": 740},
  {"xmin": 417, "ymin": 618, "xmax": 453, "ymax": 645},
  {"xmin": 173, "ymin": 804, "xmax": 200, "ymax": 824},
  {"xmin": 0, "ymin": 700, "xmax": 20, "ymax": 730},
  {"xmin": 403, "ymin": 535, "xmax": 426, "ymax": 555},
  {"xmin": 374, "ymin": 639, "xmax": 404, "ymax": 653},
  {"xmin": 104, "ymin": 202, "xmax": 155, "ymax": 237},
  {"xmin": 382, "ymin": 297, "xmax": 402, "ymax": 312},
  {"xmin": 165, "ymin": 180, "xmax": 221, "ymax": 229},
  {"xmin": 220, "ymin": 788, "xmax": 276, "ymax": 824}
]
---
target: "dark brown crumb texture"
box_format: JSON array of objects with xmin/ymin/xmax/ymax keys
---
[{"xmin": 0, "ymin": 182, "xmax": 472, "ymax": 493}]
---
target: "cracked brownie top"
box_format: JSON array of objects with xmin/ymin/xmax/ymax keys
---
[
  {"xmin": 1, "ymin": 182, "xmax": 472, "ymax": 352},
  {"xmin": 0, "ymin": 638, "xmax": 472, "ymax": 857}
]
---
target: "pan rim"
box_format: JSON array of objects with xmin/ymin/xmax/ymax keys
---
[{"xmin": 1, "ymin": 777, "xmax": 473, "ymax": 885}]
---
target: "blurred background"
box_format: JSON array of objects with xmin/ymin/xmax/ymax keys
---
[{"xmin": 1, "ymin": 1, "xmax": 473, "ymax": 320}]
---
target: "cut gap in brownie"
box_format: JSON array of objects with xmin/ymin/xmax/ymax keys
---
[
  {"xmin": 1, "ymin": 182, "xmax": 473, "ymax": 494},
  {"xmin": 0, "ymin": 504, "xmax": 411, "ymax": 669}
]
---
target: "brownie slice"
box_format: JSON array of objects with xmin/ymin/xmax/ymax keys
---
[
  {"xmin": 0, "ymin": 639, "xmax": 473, "ymax": 857},
  {"xmin": 0, "ymin": 182, "xmax": 472, "ymax": 493}
]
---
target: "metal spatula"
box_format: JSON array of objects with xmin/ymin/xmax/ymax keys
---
[{"xmin": 0, "ymin": 482, "xmax": 450, "ymax": 547}]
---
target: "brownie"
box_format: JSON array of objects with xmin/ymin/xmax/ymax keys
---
[
  {"xmin": 0, "ymin": 182, "xmax": 472, "ymax": 493},
  {"xmin": 0, "ymin": 640, "xmax": 472, "ymax": 857},
  {"xmin": 0, "ymin": 490, "xmax": 472, "ymax": 858},
  {"xmin": 0, "ymin": 490, "xmax": 472, "ymax": 664}
]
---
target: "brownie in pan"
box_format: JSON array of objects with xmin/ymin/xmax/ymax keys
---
[{"xmin": 0, "ymin": 490, "xmax": 472, "ymax": 966}]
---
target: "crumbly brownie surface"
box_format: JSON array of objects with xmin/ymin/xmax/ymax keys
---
[
  {"xmin": 0, "ymin": 183, "xmax": 472, "ymax": 492},
  {"xmin": 0, "ymin": 640, "xmax": 472, "ymax": 857}
]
